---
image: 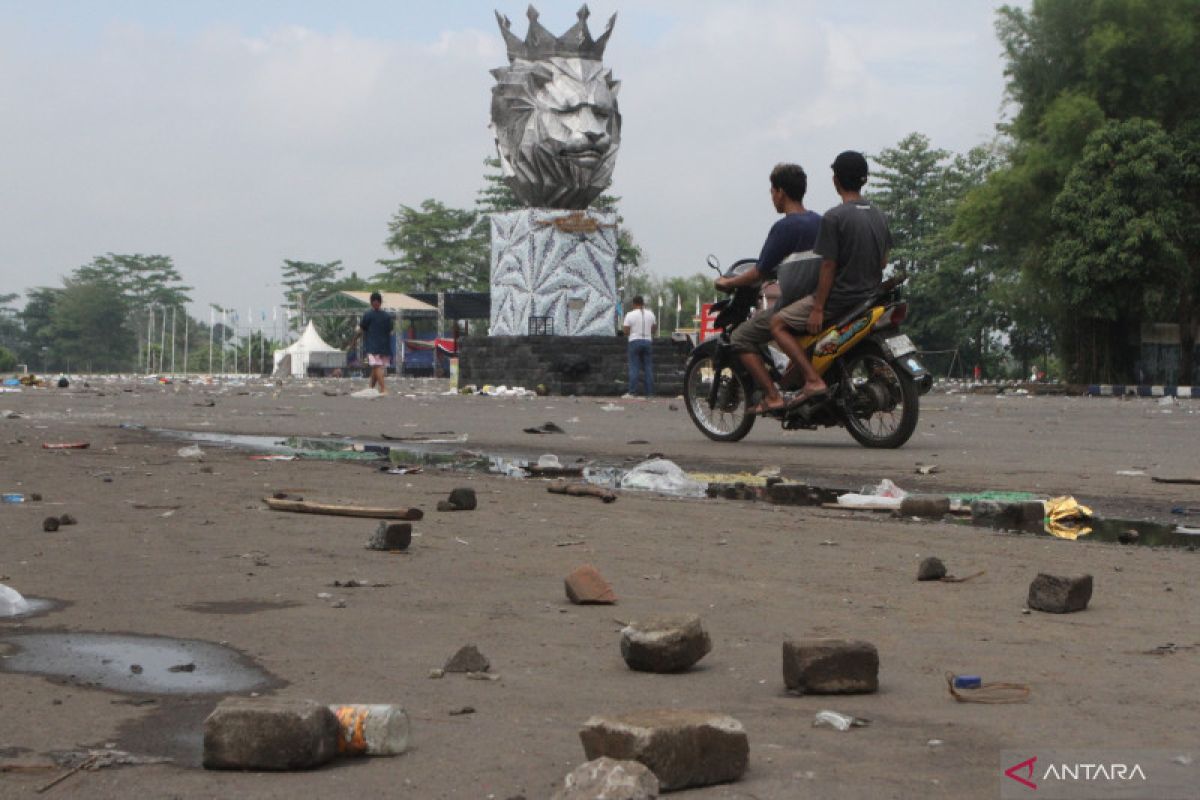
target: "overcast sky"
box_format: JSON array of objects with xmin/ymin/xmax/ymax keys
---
[{"xmin": 0, "ymin": 0, "xmax": 1024, "ymax": 324}]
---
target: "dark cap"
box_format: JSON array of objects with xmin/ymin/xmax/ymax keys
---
[
  {"xmin": 369, "ymin": 291, "xmax": 382, "ymax": 303},
  {"xmin": 831, "ymin": 150, "xmax": 869, "ymax": 183}
]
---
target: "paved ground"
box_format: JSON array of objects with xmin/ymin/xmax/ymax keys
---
[{"xmin": 0, "ymin": 378, "xmax": 1196, "ymax": 798}]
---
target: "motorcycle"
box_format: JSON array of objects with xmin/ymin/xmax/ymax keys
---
[{"xmin": 684, "ymin": 256, "xmax": 931, "ymax": 447}]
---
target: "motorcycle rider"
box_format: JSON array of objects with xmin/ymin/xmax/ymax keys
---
[
  {"xmin": 769, "ymin": 150, "xmax": 892, "ymax": 407},
  {"xmin": 714, "ymin": 163, "xmax": 821, "ymax": 415}
]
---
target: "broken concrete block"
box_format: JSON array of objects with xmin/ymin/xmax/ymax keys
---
[
  {"xmin": 900, "ymin": 495, "xmax": 950, "ymax": 518},
  {"xmin": 368, "ymin": 522, "xmax": 412, "ymax": 551},
  {"xmin": 444, "ymin": 644, "xmax": 490, "ymax": 673},
  {"xmin": 42, "ymin": 516, "xmax": 60, "ymax": 532},
  {"xmin": 782, "ymin": 639, "xmax": 879, "ymax": 694},
  {"xmin": 202, "ymin": 697, "xmax": 339, "ymax": 771},
  {"xmin": 565, "ymin": 564, "xmax": 617, "ymax": 605},
  {"xmin": 552, "ymin": 757, "xmax": 660, "ymax": 800},
  {"xmin": 620, "ymin": 614, "xmax": 711, "ymax": 673},
  {"xmin": 579, "ymin": 710, "xmax": 748, "ymax": 791},
  {"xmin": 917, "ymin": 557, "xmax": 947, "ymax": 581},
  {"xmin": 1027, "ymin": 573, "xmax": 1092, "ymax": 613},
  {"xmin": 58, "ymin": 513, "xmax": 77, "ymax": 526}
]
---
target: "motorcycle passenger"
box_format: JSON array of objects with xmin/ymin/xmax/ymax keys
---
[
  {"xmin": 769, "ymin": 150, "xmax": 893, "ymax": 407},
  {"xmin": 714, "ymin": 163, "xmax": 821, "ymax": 416}
]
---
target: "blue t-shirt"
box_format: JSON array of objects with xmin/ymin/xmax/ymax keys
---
[
  {"xmin": 359, "ymin": 308, "xmax": 394, "ymax": 356},
  {"xmin": 756, "ymin": 211, "xmax": 822, "ymax": 281}
]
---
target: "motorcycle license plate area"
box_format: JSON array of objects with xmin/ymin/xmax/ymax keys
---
[{"xmin": 884, "ymin": 334, "xmax": 916, "ymax": 358}]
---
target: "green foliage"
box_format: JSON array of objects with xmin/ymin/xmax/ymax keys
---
[
  {"xmin": 45, "ymin": 278, "xmax": 136, "ymax": 371},
  {"xmin": 281, "ymin": 260, "xmax": 344, "ymax": 328},
  {"xmin": 376, "ymin": 199, "xmax": 488, "ymax": 292},
  {"xmin": 972, "ymin": 0, "xmax": 1200, "ymax": 382},
  {"xmin": 872, "ymin": 135, "xmax": 1009, "ymax": 375},
  {"xmin": 0, "ymin": 345, "xmax": 15, "ymax": 372}
]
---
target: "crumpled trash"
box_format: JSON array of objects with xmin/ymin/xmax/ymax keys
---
[
  {"xmin": 836, "ymin": 478, "xmax": 909, "ymax": 509},
  {"xmin": 619, "ymin": 459, "xmax": 707, "ymax": 498},
  {"xmin": 537, "ymin": 454, "xmax": 562, "ymax": 469},
  {"xmin": 0, "ymin": 583, "xmax": 32, "ymax": 618},
  {"xmin": 524, "ymin": 422, "xmax": 565, "ymax": 434},
  {"xmin": 1044, "ymin": 495, "xmax": 1092, "ymax": 540},
  {"xmin": 176, "ymin": 445, "xmax": 204, "ymax": 460},
  {"xmin": 812, "ymin": 710, "xmax": 870, "ymax": 731}
]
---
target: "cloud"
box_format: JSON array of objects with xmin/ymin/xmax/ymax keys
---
[{"xmin": 0, "ymin": 2, "xmax": 1011, "ymax": 317}]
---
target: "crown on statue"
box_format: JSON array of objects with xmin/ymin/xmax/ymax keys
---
[{"xmin": 496, "ymin": 4, "xmax": 616, "ymax": 62}]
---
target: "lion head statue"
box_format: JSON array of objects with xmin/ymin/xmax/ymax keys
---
[{"xmin": 490, "ymin": 6, "xmax": 621, "ymax": 209}]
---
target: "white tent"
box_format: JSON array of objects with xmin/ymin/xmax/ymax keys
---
[{"xmin": 272, "ymin": 321, "xmax": 343, "ymax": 378}]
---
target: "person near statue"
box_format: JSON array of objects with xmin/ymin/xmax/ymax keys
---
[{"xmin": 622, "ymin": 296, "xmax": 657, "ymax": 398}]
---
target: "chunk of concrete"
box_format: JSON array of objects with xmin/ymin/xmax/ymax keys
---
[
  {"xmin": 900, "ymin": 495, "xmax": 951, "ymax": 518},
  {"xmin": 551, "ymin": 757, "xmax": 660, "ymax": 800},
  {"xmin": 444, "ymin": 644, "xmax": 490, "ymax": 673},
  {"xmin": 917, "ymin": 556, "xmax": 947, "ymax": 581},
  {"xmin": 368, "ymin": 522, "xmax": 412, "ymax": 551},
  {"xmin": 579, "ymin": 710, "xmax": 747, "ymax": 791},
  {"xmin": 1027, "ymin": 573, "xmax": 1092, "ymax": 613},
  {"xmin": 782, "ymin": 639, "xmax": 879, "ymax": 694},
  {"xmin": 565, "ymin": 564, "xmax": 617, "ymax": 605},
  {"xmin": 620, "ymin": 614, "xmax": 711, "ymax": 673},
  {"xmin": 203, "ymin": 697, "xmax": 339, "ymax": 771}
]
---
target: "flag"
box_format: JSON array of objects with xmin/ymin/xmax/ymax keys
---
[
  {"xmin": 695, "ymin": 296, "xmax": 700, "ymax": 317},
  {"xmin": 675, "ymin": 295, "xmax": 682, "ymax": 313}
]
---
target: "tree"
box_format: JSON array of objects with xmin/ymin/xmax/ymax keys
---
[
  {"xmin": 0, "ymin": 293, "xmax": 22, "ymax": 359},
  {"xmin": 872, "ymin": 136, "xmax": 1007, "ymax": 375},
  {"xmin": 72, "ymin": 253, "xmax": 192, "ymax": 367},
  {"xmin": 376, "ymin": 200, "xmax": 487, "ymax": 292},
  {"xmin": 1050, "ymin": 118, "xmax": 1196, "ymax": 382},
  {"xmin": 45, "ymin": 278, "xmax": 135, "ymax": 371},
  {"xmin": 966, "ymin": 0, "xmax": 1200, "ymax": 381},
  {"xmin": 281, "ymin": 259, "xmax": 344, "ymax": 330}
]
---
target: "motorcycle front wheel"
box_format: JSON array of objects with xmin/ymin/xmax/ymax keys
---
[
  {"xmin": 684, "ymin": 354, "xmax": 756, "ymax": 442},
  {"xmin": 839, "ymin": 342, "xmax": 919, "ymax": 449}
]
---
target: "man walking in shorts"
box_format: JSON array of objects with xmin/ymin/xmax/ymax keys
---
[{"xmin": 347, "ymin": 291, "xmax": 394, "ymax": 397}]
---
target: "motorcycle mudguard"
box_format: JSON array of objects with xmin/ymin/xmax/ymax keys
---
[{"xmin": 874, "ymin": 337, "xmax": 932, "ymax": 394}]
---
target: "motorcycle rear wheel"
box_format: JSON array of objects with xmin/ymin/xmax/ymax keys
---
[
  {"xmin": 684, "ymin": 354, "xmax": 756, "ymax": 442},
  {"xmin": 839, "ymin": 342, "xmax": 919, "ymax": 449}
]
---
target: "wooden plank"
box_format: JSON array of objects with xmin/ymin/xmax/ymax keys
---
[
  {"xmin": 1150, "ymin": 475, "xmax": 1200, "ymax": 485},
  {"xmin": 263, "ymin": 497, "xmax": 423, "ymax": 520},
  {"xmin": 547, "ymin": 482, "xmax": 617, "ymax": 503}
]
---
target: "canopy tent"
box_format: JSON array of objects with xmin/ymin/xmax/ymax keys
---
[
  {"xmin": 272, "ymin": 320, "xmax": 344, "ymax": 378},
  {"xmin": 311, "ymin": 291, "xmax": 438, "ymax": 315}
]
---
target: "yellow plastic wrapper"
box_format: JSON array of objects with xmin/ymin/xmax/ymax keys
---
[{"xmin": 1044, "ymin": 496, "xmax": 1093, "ymax": 540}]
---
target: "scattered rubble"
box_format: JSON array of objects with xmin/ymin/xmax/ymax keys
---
[
  {"xmin": 579, "ymin": 710, "xmax": 748, "ymax": 791},
  {"xmin": 620, "ymin": 614, "xmax": 711, "ymax": 673}
]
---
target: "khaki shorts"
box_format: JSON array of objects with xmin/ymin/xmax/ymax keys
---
[{"xmin": 729, "ymin": 296, "xmax": 815, "ymax": 353}]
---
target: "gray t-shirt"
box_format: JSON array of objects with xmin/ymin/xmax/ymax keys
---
[{"xmin": 814, "ymin": 199, "xmax": 892, "ymax": 316}]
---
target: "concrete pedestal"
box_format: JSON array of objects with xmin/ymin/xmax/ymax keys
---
[{"xmin": 490, "ymin": 209, "xmax": 618, "ymax": 337}]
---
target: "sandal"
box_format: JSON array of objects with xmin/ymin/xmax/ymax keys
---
[
  {"xmin": 785, "ymin": 386, "xmax": 829, "ymax": 410},
  {"xmin": 748, "ymin": 399, "xmax": 787, "ymax": 416}
]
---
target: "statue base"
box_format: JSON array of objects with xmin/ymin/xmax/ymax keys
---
[{"xmin": 489, "ymin": 209, "xmax": 618, "ymax": 336}]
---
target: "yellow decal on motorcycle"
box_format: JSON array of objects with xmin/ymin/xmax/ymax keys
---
[{"xmin": 815, "ymin": 316, "xmax": 869, "ymax": 356}]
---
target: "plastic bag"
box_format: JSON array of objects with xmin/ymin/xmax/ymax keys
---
[
  {"xmin": 620, "ymin": 459, "xmax": 707, "ymax": 498},
  {"xmin": 0, "ymin": 583, "xmax": 31, "ymax": 618}
]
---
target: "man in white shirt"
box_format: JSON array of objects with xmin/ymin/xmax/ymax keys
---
[{"xmin": 621, "ymin": 296, "xmax": 657, "ymax": 398}]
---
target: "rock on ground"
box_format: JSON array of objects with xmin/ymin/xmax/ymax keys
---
[
  {"xmin": 619, "ymin": 614, "xmax": 711, "ymax": 673},
  {"xmin": 203, "ymin": 697, "xmax": 339, "ymax": 771},
  {"xmin": 579, "ymin": 709, "xmax": 748, "ymax": 792},
  {"xmin": 1027, "ymin": 573, "xmax": 1093, "ymax": 613},
  {"xmin": 565, "ymin": 564, "xmax": 617, "ymax": 604},
  {"xmin": 444, "ymin": 644, "xmax": 490, "ymax": 673},
  {"xmin": 551, "ymin": 756, "xmax": 660, "ymax": 800},
  {"xmin": 917, "ymin": 557, "xmax": 947, "ymax": 581},
  {"xmin": 368, "ymin": 522, "xmax": 412, "ymax": 551},
  {"xmin": 782, "ymin": 639, "xmax": 879, "ymax": 694}
]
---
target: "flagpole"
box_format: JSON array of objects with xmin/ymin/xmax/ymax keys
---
[
  {"xmin": 220, "ymin": 310, "xmax": 227, "ymax": 375},
  {"xmin": 208, "ymin": 307, "xmax": 214, "ymax": 375},
  {"xmin": 169, "ymin": 306, "xmax": 176, "ymax": 375},
  {"xmin": 183, "ymin": 309, "xmax": 189, "ymax": 376}
]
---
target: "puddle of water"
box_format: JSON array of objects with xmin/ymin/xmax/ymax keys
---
[
  {"xmin": 0, "ymin": 632, "xmax": 276, "ymax": 694},
  {"xmin": 181, "ymin": 599, "xmax": 302, "ymax": 615},
  {"xmin": 970, "ymin": 517, "xmax": 1199, "ymax": 549}
]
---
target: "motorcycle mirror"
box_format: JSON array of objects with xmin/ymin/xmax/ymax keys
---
[{"xmin": 706, "ymin": 255, "xmax": 722, "ymax": 273}]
